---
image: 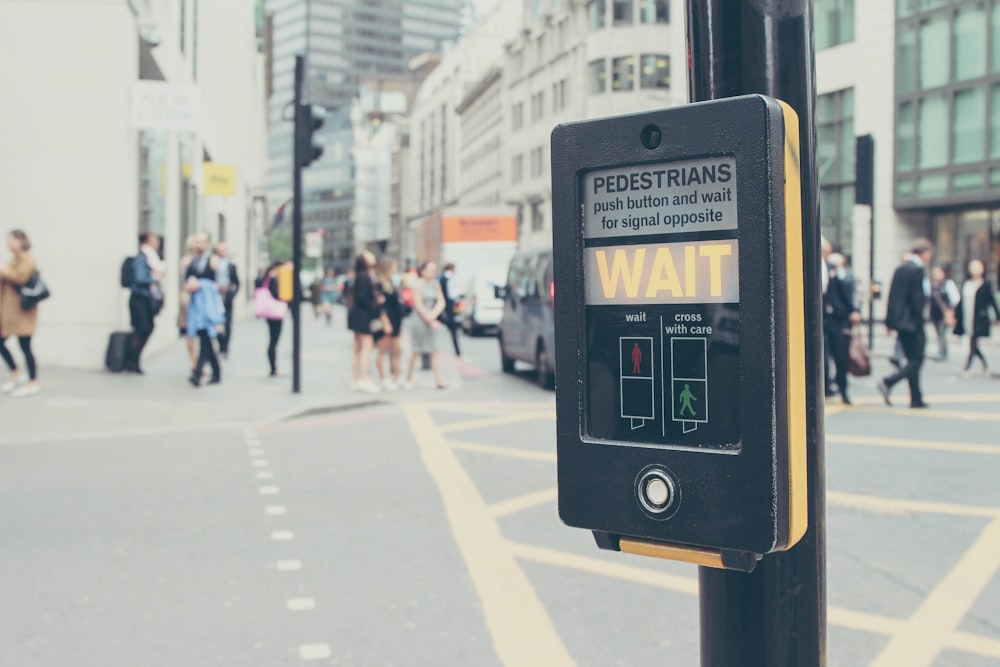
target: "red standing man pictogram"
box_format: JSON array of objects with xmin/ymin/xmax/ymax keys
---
[{"xmin": 632, "ymin": 342, "xmax": 643, "ymax": 374}]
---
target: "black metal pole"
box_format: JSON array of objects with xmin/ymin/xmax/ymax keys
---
[
  {"xmin": 686, "ymin": 2, "xmax": 825, "ymax": 666},
  {"xmin": 868, "ymin": 163, "xmax": 876, "ymax": 352},
  {"xmin": 292, "ymin": 55, "xmax": 304, "ymax": 394}
]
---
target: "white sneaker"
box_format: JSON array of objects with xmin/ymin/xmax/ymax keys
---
[
  {"xmin": 1, "ymin": 376, "xmax": 26, "ymax": 393},
  {"xmin": 382, "ymin": 378, "xmax": 398, "ymax": 391},
  {"xmin": 11, "ymin": 383, "xmax": 40, "ymax": 398},
  {"xmin": 355, "ymin": 380, "xmax": 381, "ymax": 394}
]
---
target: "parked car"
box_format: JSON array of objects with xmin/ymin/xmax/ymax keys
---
[
  {"xmin": 497, "ymin": 248, "xmax": 555, "ymax": 389},
  {"xmin": 462, "ymin": 268, "xmax": 507, "ymax": 336}
]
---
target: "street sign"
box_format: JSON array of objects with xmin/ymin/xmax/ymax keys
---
[{"xmin": 551, "ymin": 95, "xmax": 807, "ymax": 572}]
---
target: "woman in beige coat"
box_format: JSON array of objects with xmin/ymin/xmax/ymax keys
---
[{"xmin": 0, "ymin": 230, "xmax": 40, "ymax": 396}]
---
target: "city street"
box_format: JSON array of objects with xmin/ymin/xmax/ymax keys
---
[{"xmin": 1, "ymin": 310, "xmax": 999, "ymax": 666}]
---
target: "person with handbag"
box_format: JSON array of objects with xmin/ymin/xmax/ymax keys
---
[
  {"xmin": 347, "ymin": 251, "xmax": 381, "ymax": 393},
  {"xmin": 254, "ymin": 262, "xmax": 288, "ymax": 377},
  {"xmin": 125, "ymin": 232, "xmax": 164, "ymax": 374},
  {"xmin": 955, "ymin": 259, "xmax": 999, "ymax": 377},
  {"xmin": 0, "ymin": 230, "xmax": 41, "ymax": 397},
  {"xmin": 183, "ymin": 232, "xmax": 222, "ymax": 387},
  {"xmin": 823, "ymin": 252, "xmax": 861, "ymax": 404}
]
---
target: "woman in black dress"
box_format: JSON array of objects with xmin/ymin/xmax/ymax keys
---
[
  {"xmin": 955, "ymin": 259, "xmax": 999, "ymax": 376},
  {"xmin": 347, "ymin": 251, "xmax": 381, "ymax": 393},
  {"xmin": 374, "ymin": 257, "xmax": 404, "ymax": 390}
]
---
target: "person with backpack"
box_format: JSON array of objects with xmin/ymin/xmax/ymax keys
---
[{"xmin": 122, "ymin": 232, "xmax": 164, "ymax": 374}]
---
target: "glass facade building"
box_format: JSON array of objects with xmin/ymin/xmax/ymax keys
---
[
  {"xmin": 266, "ymin": 0, "xmax": 463, "ymax": 267},
  {"xmin": 895, "ymin": 0, "xmax": 1000, "ymax": 281}
]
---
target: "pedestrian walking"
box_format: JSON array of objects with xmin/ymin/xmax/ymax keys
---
[
  {"xmin": 405, "ymin": 260, "xmax": 447, "ymax": 390},
  {"xmin": 929, "ymin": 265, "xmax": 959, "ymax": 361},
  {"xmin": 878, "ymin": 238, "xmax": 934, "ymax": 408},
  {"xmin": 347, "ymin": 251, "xmax": 381, "ymax": 393},
  {"xmin": 178, "ymin": 234, "xmax": 199, "ymax": 373},
  {"xmin": 184, "ymin": 233, "xmax": 222, "ymax": 387},
  {"xmin": 0, "ymin": 230, "xmax": 41, "ymax": 397},
  {"xmin": 374, "ymin": 257, "xmax": 404, "ymax": 390},
  {"xmin": 320, "ymin": 267, "xmax": 338, "ymax": 326},
  {"xmin": 439, "ymin": 262, "xmax": 463, "ymax": 359},
  {"xmin": 955, "ymin": 259, "xmax": 998, "ymax": 377},
  {"xmin": 254, "ymin": 262, "xmax": 287, "ymax": 377},
  {"xmin": 124, "ymin": 232, "xmax": 164, "ymax": 374},
  {"xmin": 823, "ymin": 253, "xmax": 861, "ymax": 404},
  {"xmin": 214, "ymin": 242, "xmax": 240, "ymax": 358},
  {"xmin": 820, "ymin": 238, "xmax": 836, "ymax": 396}
]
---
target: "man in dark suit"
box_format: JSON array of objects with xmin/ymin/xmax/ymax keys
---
[
  {"xmin": 878, "ymin": 238, "xmax": 934, "ymax": 408},
  {"xmin": 823, "ymin": 252, "xmax": 860, "ymax": 404}
]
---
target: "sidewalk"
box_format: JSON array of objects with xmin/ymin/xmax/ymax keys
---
[{"xmin": 0, "ymin": 305, "xmax": 463, "ymax": 444}]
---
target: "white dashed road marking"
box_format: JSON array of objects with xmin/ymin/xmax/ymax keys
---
[
  {"xmin": 270, "ymin": 531, "xmax": 295, "ymax": 542},
  {"xmin": 286, "ymin": 598, "xmax": 316, "ymax": 611},
  {"xmin": 276, "ymin": 560, "xmax": 302, "ymax": 571},
  {"xmin": 259, "ymin": 486, "xmax": 280, "ymax": 495},
  {"xmin": 298, "ymin": 644, "xmax": 332, "ymax": 661}
]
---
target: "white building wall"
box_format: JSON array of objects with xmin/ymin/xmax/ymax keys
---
[{"xmin": 0, "ymin": 0, "xmax": 267, "ymax": 369}]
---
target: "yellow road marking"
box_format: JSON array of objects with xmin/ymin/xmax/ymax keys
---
[
  {"xmin": 511, "ymin": 541, "xmax": 1000, "ymax": 657},
  {"xmin": 451, "ymin": 441, "xmax": 557, "ymax": 463},
  {"xmin": 827, "ymin": 433, "xmax": 1000, "ymax": 456},
  {"xmin": 870, "ymin": 516, "xmax": 1000, "ymax": 667},
  {"xmin": 430, "ymin": 401, "xmax": 555, "ymax": 414},
  {"xmin": 829, "ymin": 491, "xmax": 1000, "ymax": 518},
  {"xmin": 439, "ymin": 411, "xmax": 555, "ymax": 434},
  {"xmin": 509, "ymin": 541, "xmax": 699, "ymax": 595},
  {"xmin": 850, "ymin": 406, "xmax": 1000, "ymax": 422},
  {"xmin": 489, "ymin": 488, "xmax": 559, "ymax": 518},
  {"xmin": 403, "ymin": 405, "xmax": 574, "ymax": 667}
]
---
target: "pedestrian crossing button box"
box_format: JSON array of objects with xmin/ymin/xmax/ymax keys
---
[{"xmin": 551, "ymin": 95, "xmax": 808, "ymax": 572}]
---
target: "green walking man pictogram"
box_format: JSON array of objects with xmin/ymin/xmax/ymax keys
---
[{"xmin": 678, "ymin": 383, "xmax": 697, "ymax": 418}]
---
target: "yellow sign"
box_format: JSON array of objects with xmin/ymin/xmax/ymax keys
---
[
  {"xmin": 585, "ymin": 239, "xmax": 739, "ymax": 305},
  {"xmin": 203, "ymin": 162, "xmax": 236, "ymax": 196}
]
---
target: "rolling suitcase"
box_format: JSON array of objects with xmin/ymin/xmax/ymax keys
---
[{"xmin": 105, "ymin": 331, "xmax": 131, "ymax": 372}]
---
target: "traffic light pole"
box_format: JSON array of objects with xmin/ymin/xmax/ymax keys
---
[
  {"xmin": 291, "ymin": 55, "xmax": 305, "ymax": 394},
  {"xmin": 685, "ymin": 2, "xmax": 826, "ymax": 666}
]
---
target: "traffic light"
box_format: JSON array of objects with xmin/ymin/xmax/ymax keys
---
[{"xmin": 296, "ymin": 103, "xmax": 326, "ymax": 168}]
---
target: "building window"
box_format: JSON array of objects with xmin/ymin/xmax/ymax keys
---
[
  {"xmin": 512, "ymin": 102, "xmax": 524, "ymax": 131},
  {"xmin": 531, "ymin": 91, "xmax": 545, "ymax": 122},
  {"xmin": 589, "ymin": 59, "xmax": 606, "ymax": 93},
  {"xmin": 918, "ymin": 93, "xmax": 948, "ymax": 169},
  {"xmin": 954, "ymin": 6, "xmax": 986, "ymax": 82},
  {"xmin": 817, "ymin": 88, "xmax": 855, "ymax": 252},
  {"xmin": 897, "ymin": 101, "xmax": 916, "ymax": 172},
  {"xmin": 612, "ymin": 56, "xmax": 635, "ymax": 91},
  {"xmin": 512, "ymin": 155, "xmax": 523, "ymax": 184},
  {"xmin": 814, "ymin": 0, "xmax": 854, "ymax": 50},
  {"xmin": 953, "ymin": 88, "xmax": 985, "ymax": 164},
  {"xmin": 613, "ymin": 0, "xmax": 633, "ymax": 26},
  {"xmin": 897, "ymin": 23, "xmax": 916, "ymax": 93},
  {"xmin": 180, "ymin": 0, "xmax": 186, "ymax": 53},
  {"xmin": 552, "ymin": 82, "xmax": 560, "ymax": 112},
  {"xmin": 919, "ymin": 15, "xmax": 950, "ymax": 88},
  {"xmin": 530, "ymin": 147, "xmax": 544, "ymax": 178},
  {"xmin": 531, "ymin": 202, "xmax": 544, "ymax": 232},
  {"xmin": 992, "ymin": 6, "xmax": 1000, "ymax": 72},
  {"xmin": 588, "ymin": 0, "xmax": 606, "ymax": 30},
  {"xmin": 993, "ymin": 85, "xmax": 1000, "ymax": 159},
  {"xmin": 640, "ymin": 54, "xmax": 669, "ymax": 89},
  {"xmin": 639, "ymin": 0, "xmax": 668, "ymax": 24}
]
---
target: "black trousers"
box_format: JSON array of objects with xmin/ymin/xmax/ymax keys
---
[
  {"xmin": 824, "ymin": 319, "xmax": 850, "ymax": 398},
  {"xmin": 218, "ymin": 294, "xmax": 235, "ymax": 355},
  {"xmin": 128, "ymin": 293, "xmax": 156, "ymax": 370},
  {"xmin": 193, "ymin": 329, "xmax": 220, "ymax": 382},
  {"xmin": 884, "ymin": 328, "xmax": 925, "ymax": 405},
  {"xmin": 267, "ymin": 319, "xmax": 282, "ymax": 375},
  {"xmin": 443, "ymin": 307, "xmax": 461, "ymax": 356},
  {"xmin": 0, "ymin": 336, "xmax": 36, "ymax": 380}
]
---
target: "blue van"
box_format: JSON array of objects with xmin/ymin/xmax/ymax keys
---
[{"xmin": 497, "ymin": 248, "xmax": 556, "ymax": 389}]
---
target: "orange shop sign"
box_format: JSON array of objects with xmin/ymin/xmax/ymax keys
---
[{"xmin": 441, "ymin": 215, "xmax": 517, "ymax": 243}]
